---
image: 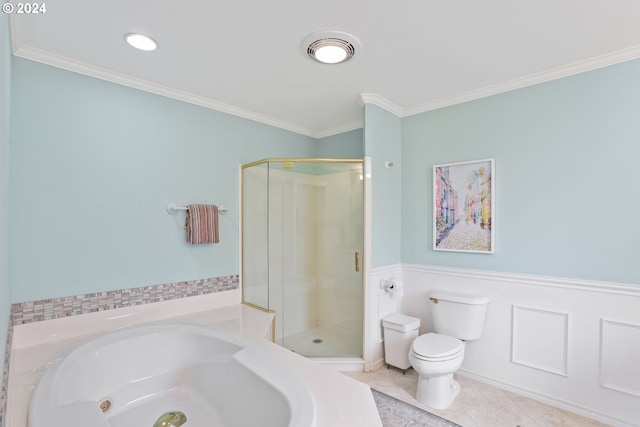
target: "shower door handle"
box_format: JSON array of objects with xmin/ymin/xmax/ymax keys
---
[{"xmin": 355, "ymin": 251, "xmax": 360, "ymax": 272}]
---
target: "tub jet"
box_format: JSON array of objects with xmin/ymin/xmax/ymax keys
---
[{"xmin": 98, "ymin": 398, "xmax": 112, "ymax": 413}]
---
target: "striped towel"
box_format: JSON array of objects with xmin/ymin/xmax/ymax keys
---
[{"xmin": 185, "ymin": 204, "xmax": 219, "ymax": 244}]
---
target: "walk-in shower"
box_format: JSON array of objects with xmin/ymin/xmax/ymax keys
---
[{"xmin": 241, "ymin": 159, "xmax": 364, "ymax": 361}]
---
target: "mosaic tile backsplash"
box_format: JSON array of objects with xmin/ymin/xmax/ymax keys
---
[
  {"xmin": 10, "ymin": 275, "xmax": 239, "ymax": 325},
  {"xmin": 0, "ymin": 274, "xmax": 239, "ymax": 427}
]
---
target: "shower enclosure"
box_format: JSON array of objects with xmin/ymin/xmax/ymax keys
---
[{"xmin": 241, "ymin": 159, "xmax": 364, "ymax": 359}]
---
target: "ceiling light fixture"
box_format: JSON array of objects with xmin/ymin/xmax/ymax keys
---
[
  {"xmin": 302, "ymin": 30, "xmax": 360, "ymax": 65},
  {"xmin": 124, "ymin": 33, "xmax": 158, "ymax": 51}
]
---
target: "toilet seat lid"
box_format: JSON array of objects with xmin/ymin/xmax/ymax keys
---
[{"xmin": 411, "ymin": 333, "xmax": 463, "ymax": 359}]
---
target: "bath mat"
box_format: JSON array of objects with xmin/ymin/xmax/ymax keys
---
[{"xmin": 371, "ymin": 388, "xmax": 462, "ymax": 427}]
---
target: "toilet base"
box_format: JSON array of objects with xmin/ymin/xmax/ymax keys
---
[{"xmin": 415, "ymin": 372, "xmax": 460, "ymax": 410}]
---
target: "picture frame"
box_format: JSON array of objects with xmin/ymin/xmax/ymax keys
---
[{"xmin": 433, "ymin": 158, "xmax": 495, "ymax": 253}]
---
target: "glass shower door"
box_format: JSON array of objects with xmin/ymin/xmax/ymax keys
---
[
  {"xmin": 242, "ymin": 159, "xmax": 364, "ymax": 360},
  {"xmin": 273, "ymin": 161, "xmax": 364, "ymax": 358}
]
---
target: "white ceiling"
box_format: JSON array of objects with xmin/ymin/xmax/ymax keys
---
[{"xmin": 10, "ymin": 0, "xmax": 640, "ymax": 138}]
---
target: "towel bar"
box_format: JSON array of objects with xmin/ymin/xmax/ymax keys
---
[{"xmin": 166, "ymin": 203, "xmax": 229, "ymax": 214}]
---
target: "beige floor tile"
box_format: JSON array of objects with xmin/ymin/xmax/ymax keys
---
[{"xmin": 342, "ymin": 366, "xmax": 610, "ymax": 427}]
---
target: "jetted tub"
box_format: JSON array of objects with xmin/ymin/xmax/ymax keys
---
[{"xmin": 28, "ymin": 323, "xmax": 317, "ymax": 427}]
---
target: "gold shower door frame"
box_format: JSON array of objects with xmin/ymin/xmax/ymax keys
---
[{"xmin": 240, "ymin": 158, "xmax": 365, "ymax": 361}]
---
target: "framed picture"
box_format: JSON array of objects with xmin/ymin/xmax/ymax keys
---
[{"xmin": 433, "ymin": 159, "xmax": 495, "ymax": 253}]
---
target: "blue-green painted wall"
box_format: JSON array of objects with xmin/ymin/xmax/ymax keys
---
[
  {"xmin": 9, "ymin": 59, "xmax": 325, "ymax": 302},
  {"xmin": 316, "ymin": 128, "xmax": 363, "ymax": 158},
  {"xmin": 0, "ymin": 13, "xmax": 11, "ymax": 386},
  {"xmin": 402, "ymin": 58, "xmax": 640, "ymax": 284},
  {"xmin": 364, "ymin": 104, "xmax": 402, "ymax": 268},
  {"xmin": 10, "ymin": 51, "xmax": 640, "ymax": 307}
]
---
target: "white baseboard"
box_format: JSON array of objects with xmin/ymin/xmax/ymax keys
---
[{"xmin": 371, "ymin": 357, "xmax": 386, "ymax": 372}]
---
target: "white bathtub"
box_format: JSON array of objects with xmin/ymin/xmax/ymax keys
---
[{"xmin": 28, "ymin": 323, "xmax": 317, "ymax": 427}]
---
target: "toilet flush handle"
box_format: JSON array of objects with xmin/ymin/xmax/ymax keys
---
[{"xmin": 429, "ymin": 297, "xmax": 439, "ymax": 304}]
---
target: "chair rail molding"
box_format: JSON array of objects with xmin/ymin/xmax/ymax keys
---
[{"xmin": 398, "ymin": 262, "xmax": 640, "ymax": 427}]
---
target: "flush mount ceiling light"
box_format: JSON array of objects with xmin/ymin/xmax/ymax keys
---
[
  {"xmin": 302, "ymin": 30, "xmax": 360, "ymax": 64},
  {"xmin": 124, "ymin": 33, "xmax": 158, "ymax": 51}
]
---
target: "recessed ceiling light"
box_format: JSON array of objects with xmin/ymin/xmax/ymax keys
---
[
  {"xmin": 302, "ymin": 30, "xmax": 360, "ymax": 65},
  {"xmin": 124, "ymin": 33, "xmax": 158, "ymax": 51}
]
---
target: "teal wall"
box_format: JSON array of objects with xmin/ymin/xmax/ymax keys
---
[
  {"xmin": 364, "ymin": 104, "xmax": 402, "ymax": 268},
  {"xmin": 9, "ymin": 48, "xmax": 640, "ymax": 307},
  {"xmin": 0, "ymin": 13, "xmax": 11, "ymax": 386},
  {"xmin": 10, "ymin": 59, "xmax": 326, "ymax": 302},
  {"xmin": 316, "ymin": 128, "xmax": 363, "ymax": 158},
  {"xmin": 401, "ymin": 58, "xmax": 640, "ymax": 285}
]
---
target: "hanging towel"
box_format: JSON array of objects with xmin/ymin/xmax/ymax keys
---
[{"xmin": 185, "ymin": 204, "xmax": 219, "ymax": 244}]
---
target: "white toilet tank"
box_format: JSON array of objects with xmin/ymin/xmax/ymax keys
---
[{"xmin": 430, "ymin": 290, "xmax": 489, "ymax": 340}]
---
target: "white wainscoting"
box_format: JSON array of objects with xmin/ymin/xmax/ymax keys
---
[
  {"xmin": 511, "ymin": 304, "xmax": 569, "ymax": 377},
  {"xmin": 379, "ymin": 263, "xmax": 640, "ymax": 427},
  {"xmin": 600, "ymin": 318, "xmax": 640, "ymax": 398},
  {"xmin": 369, "ymin": 263, "xmax": 403, "ymax": 371}
]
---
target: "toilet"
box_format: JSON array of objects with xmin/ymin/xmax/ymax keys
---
[{"xmin": 408, "ymin": 290, "xmax": 489, "ymax": 410}]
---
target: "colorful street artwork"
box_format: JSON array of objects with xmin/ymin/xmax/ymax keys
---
[{"xmin": 433, "ymin": 159, "xmax": 494, "ymax": 253}]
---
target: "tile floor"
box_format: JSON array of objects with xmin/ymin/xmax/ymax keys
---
[{"xmin": 342, "ymin": 366, "xmax": 610, "ymax": 427}]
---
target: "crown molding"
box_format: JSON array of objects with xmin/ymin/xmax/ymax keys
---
[
  {"xmin": 402, "ymin": 45, "xmax": 640, "ymax": 117},
  {"xmin": 12, "ymin": 44, "xmax": 323, "ymax": 138},
  {"xmin": 13, "ymin": 41, "xmax": 640, "ymax": 138},
  {"xmin": 360, "ymin": 93, "xmax": 403, "ymax": 117},
  {"xmin": 313, "ymin": 120, "xmax": 364, "ymax": 140},
  {"xmin": 363, "ymin": 45, "xmax": 640, "ymax": 119}
]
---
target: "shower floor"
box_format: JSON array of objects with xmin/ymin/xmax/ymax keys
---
[{"xmin": 280, "ymin": 322, "xmax": 362, "ymax": 358}]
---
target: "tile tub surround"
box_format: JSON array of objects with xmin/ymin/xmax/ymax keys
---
[
  {"xmin": 0, "ymin": 275, "xmax": 238, "ymax": 427},
  {"xmin": 10, "ymin": 275, "xmax": 239, "ymax": 325},
  {"xmin": 6, "ymin": 300, "xmax": 382, "ymax": 427}
]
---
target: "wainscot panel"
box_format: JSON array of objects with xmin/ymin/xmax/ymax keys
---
[{"xmin": 400, "ymin": 264, "xmax": 640, "ymax": 427}]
